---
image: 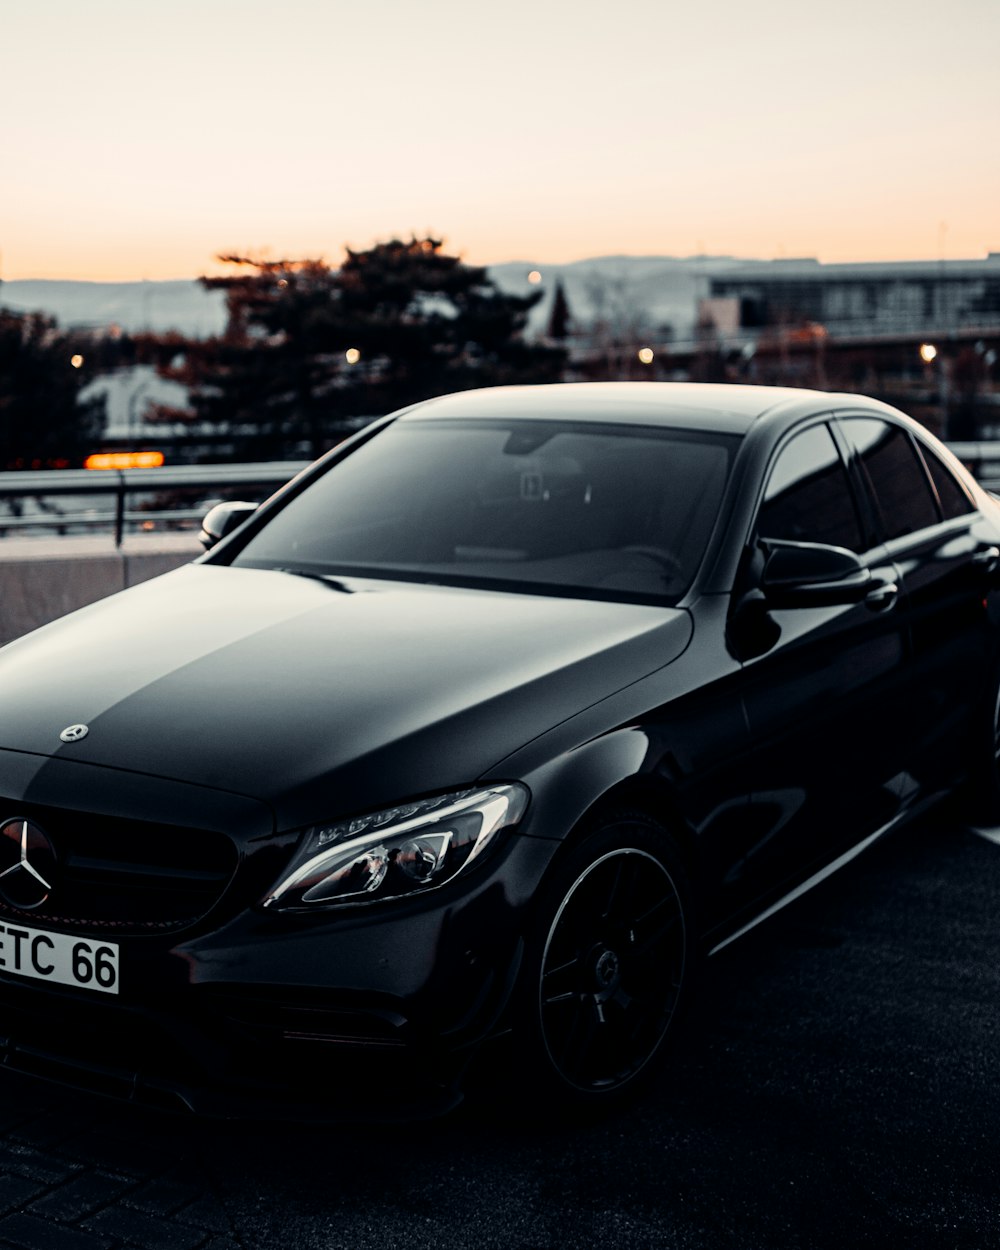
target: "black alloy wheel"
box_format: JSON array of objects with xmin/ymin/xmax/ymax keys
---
[
  {"xmin": 964, "ymin": 665, "xmax": 1000, "ymax": 826},
  {"xmin": 518, "ymin": 813, "xmax": 691, "ymax": 1108},
  {"xmin": 993, "ymin": 681, "xmax": 1000, "ymax": 777}
]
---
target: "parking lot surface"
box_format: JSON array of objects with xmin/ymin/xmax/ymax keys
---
[{"xmin": 0, "ymin": 812, "xmax": 997, "ymax": 1249}]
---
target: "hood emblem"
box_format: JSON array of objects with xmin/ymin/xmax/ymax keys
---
[
  {"xmin": 0, "ymin": 819, "xmax": 55, "ymax": 910},
  {"xmin": 59, "ymin": 724, "xmax": 89, "ymax": 743}
]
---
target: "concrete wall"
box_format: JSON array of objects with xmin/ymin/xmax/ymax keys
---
[{"xmin": 0, "ymin": 534, "xmax": 203, "ymax": 648}]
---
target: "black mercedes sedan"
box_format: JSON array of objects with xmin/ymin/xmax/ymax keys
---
[{"xmin": 0, "ymin": 382, "xmax": 998, "ymax": 1118}]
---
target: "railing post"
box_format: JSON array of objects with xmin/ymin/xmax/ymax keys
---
[{"xmin": 114, "ymin": 471, "xmax": 126, "ymax": 548}]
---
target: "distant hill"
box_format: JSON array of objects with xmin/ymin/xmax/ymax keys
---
[
  {"xmin": 0, "ymin": 256, "xmax": 751, "ymax": 341},
  {"xmin": 489, "ymin": 255, "xmax": 750, "ymax": 341},
  {"xmin": 0, "ymin": 279, "xmax": 228, "ymax": 337}
]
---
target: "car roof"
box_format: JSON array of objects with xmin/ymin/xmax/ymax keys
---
[{"xmin": 398, "ymin": 382, "xmax": 885, "ymax": 436}]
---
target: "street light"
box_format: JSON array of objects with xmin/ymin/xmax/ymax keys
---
[
  {"xmin": 637, "ymin": 347, "xmax": 654, "ymax": 365},
  {"xmin": 70, "ymin": 354, "xmax": 84, "ymax": 369},
  {"xmin": 345, "ymin": 348, "xmax": 361, "ymax": 365},
  {"xmin": 919, "ymin": 344, "xmax": 948, "ymax": 437}
]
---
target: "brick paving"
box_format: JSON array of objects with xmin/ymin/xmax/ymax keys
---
[{"xmin": 0, "ymin": 1078, "xmax": 237, "ymax": 1250}]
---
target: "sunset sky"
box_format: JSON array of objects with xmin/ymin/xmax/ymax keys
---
[{"xmin": 4, "ymin": 0, "xmax": 998, "ymax": 280}]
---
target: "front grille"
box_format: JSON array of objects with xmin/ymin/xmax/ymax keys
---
[{"xmin": 0, "ymin": 799, "xmax": 239, "ymax": 936}]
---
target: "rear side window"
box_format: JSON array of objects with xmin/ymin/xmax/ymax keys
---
[
  {"xmin": 840, "ymin": 418, "xmax": 939, "ymax": 541},
  {"xmin": 758, "ymin": 423, "xmax": 864, "ymax": 552},
  {"xmin": 917, "ymin": 443, "xmax": 976, "ymax": 520}
]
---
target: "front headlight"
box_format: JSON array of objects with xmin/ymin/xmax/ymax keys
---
[{"xmin": 262, "ymin": 783, "xmax": 529, "ymax": 911}]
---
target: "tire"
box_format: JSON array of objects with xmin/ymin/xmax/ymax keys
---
[
  {"xmin": 511, "ymin": 810, "xmax": 694, "ymax": 1113},
  {"xmin": 965, "ymin": 670, "xmax": 1000, "ymax": 826}
]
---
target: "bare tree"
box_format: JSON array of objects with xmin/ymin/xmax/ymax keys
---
[{"xmin": 581, "ymin": 272, "xmax": 655, "ymax": 379}]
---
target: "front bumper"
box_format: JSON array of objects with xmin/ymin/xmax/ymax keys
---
[{"xmin": 0, "ymin": 829, "xmax": 559, "ymax": 1120}]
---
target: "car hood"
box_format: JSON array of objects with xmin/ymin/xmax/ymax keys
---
[{"xmin": 0, "ymin": 565, "xmax": 691, "ymax": 828}]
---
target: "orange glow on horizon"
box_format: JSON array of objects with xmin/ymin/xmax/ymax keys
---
[{"xmin": 5, "ymin": 234, "xmax": 999, "ymax": 285}]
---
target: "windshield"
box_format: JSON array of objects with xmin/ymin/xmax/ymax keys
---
[{"xmin": 231, "ymin": 417, "xmax": 738, "ymax": 604}]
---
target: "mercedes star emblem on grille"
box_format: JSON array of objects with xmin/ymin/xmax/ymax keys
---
[
  {"xmin": 59, "ymin": 724, "xmax": 89, "ymax": 743},
  {"xmin": 0, "ymin": 819, "xmax": 56, "ymax": 910}
]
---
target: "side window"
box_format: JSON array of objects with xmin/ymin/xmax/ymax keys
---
[
  {"xmin": 840, "ymin": 418, "xmax": 939, "ymax": 541},
  {"xmin": 758, "ymin": 424, "xmax": 864, "ymax": 552},
  {"xmin": 917, "ymin": 442, "xmax": 976, "ymax": 521}
]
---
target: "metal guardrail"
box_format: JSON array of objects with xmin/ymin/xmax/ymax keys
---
[
  {"xmin": 947, "ymin": 443, "xmax": 1000, "ymax": 492},
  {"xmin": 1, "ymin": 443, "xmax": 999, "ymax": 547},
  {"xmin": 0, "ymin": 462, "xmax": 310, "ymax": 547}
]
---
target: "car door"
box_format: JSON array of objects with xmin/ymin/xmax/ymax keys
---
[
  {"xmin": 837, "ymin": 415, "xmax": 998, "ymax": 800},
  {"xmin": 727, "ymin": 419, "xmax": 910, "ymax": 910}
]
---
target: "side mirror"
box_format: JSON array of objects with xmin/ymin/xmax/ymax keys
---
[
  {"xmin": 760, "ymin": 539, "xmax": 871, "ymax": 608},
  {"xmin": 200, "ymin": 501, "xmax": 258, "ymax": 550}
]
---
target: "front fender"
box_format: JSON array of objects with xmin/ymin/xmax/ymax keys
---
[{"xmin": 503, "ymin": 726, "xmax": 658, "ymax": 846}]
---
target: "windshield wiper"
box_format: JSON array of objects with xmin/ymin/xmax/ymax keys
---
[{"xmin": 271, "ymin": 567, "xmax": 355, "ymax": 594}]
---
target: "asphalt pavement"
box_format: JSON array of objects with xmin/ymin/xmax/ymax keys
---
[{"xmin": 0, "ymin": 810, "xmax": 997, "ymax": 1249}]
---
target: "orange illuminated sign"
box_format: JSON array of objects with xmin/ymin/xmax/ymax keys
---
[{"xmin": 84, "ymin": 451, "xmax": 165, "ymax": 470}]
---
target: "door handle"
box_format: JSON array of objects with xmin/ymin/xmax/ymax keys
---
[
  {"xmin": 864, "ymin": 580, "xmax": 899, "ymax": 612},
  {"xmin": 971, "ymin": 545, "xmax": 1000, "ymax": 571}
]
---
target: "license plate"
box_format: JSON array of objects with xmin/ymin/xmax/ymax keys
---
[{"xmin": 0, "ymin": 922, "xmax": 119, "ymax": 995}]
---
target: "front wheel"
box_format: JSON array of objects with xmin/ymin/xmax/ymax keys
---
[
  {"xmin": 514, "ymin": 813, "xmax": 693, "ymax": 1110},
  {"xmin": 964, "ymin": 669, "xmax": 1000, "ymax": 826}
]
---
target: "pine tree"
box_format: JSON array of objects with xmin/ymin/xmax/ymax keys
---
[
  {"xmin": 333, "ymin": 237, "xmax": 565, "ymax": 412},
  {"xmin": 153, "ymin": 257, "xmax": 344, "ymax": 460},
  {"xmin": 546, "ymin": 280, "xmax": 572, "ymax": 341},
  {"xmin": 151, "ymin": 238, "xmax": 567, "ymax": 460},
  {"xmin": 0, "ymin": 308, "xmax": 105, "ymax": 470}
]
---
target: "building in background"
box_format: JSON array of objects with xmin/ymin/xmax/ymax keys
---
[
  {"xmin": 707, "ymin": 255, "xmax": 1000, "ymax": 339},
  {"xmin": 696, "ymin": 256, "xmax": 1000, "ymax": 438}
]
